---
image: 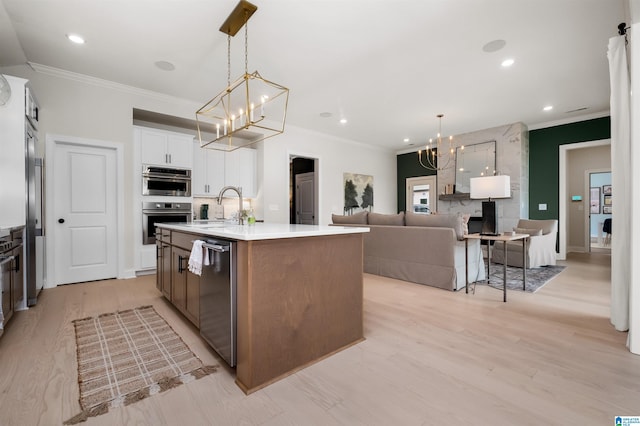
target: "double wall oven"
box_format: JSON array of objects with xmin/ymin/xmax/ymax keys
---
[{"xmin": 141, "ymin": 164, "xmax": 192, "ymax": 246}]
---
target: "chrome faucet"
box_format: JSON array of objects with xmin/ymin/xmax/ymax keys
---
[{"xmin": 217, "ymin": 186, "xmax": 244, "ymax": 225}]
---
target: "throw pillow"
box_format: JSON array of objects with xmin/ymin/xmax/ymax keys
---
[
  {"xmin": 405, "ymin": 212, "xmax": 466, "ymax": 240},
  {"xmin": 332, "ymin": 211, "xmax": 368, "ymax": 224},
  {"xmin": 514, "ymin": 227, "xmax": 543, "ymax": 236},
  {"xmin": 368, "ymin": 212, "xmax": 405, "ymax": 226},
  {"xmin": 460, "ymin": 213, "xmax": 471, "ymax": 235}
]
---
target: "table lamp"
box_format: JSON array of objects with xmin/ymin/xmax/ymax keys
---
[{"xmin": 470, "ymin": 175, "xmax": 511, "ymax": 235}]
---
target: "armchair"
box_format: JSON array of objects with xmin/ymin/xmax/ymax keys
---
[{"xmin": 491, "ymin": 219, "xmax": 558, "ymax": 268}]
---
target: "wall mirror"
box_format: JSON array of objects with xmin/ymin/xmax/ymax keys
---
[{"xmin": 455, "ymin": 140, "xmax": 496, "ymax": 193}]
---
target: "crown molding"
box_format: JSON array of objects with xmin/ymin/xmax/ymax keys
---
[
  {"xmin": 527, "ymin": 110, "xmax": 610, "ymax": 131},
  {"xmin": 28, "ymin": 62, "xmax": 197, "ymax": 105}
]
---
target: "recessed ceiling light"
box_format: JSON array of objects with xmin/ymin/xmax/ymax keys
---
[
  {"xmin": 482, "ymin": 39, "xmax": 506, "ymax": 53},
  {"xmin": 501, "ymin": 58, "xmax": 515, "ymax": 67},
  {"xmin": 155, "ymin": 61, "xmax": 175, "ymax": 71},
  {"xmin": 543, "ymin": 105, "xmax": 553, "ymax": 111},
  {"xmin": 403, "ymin": 138, "xmax": 410, "ymax": 143},
  {"xmin": 67, "ymin": 34, "xmax": 85, "ymax": 44},
  {"xmin": 339, "ymin": 118, "xmax": 347, "ymax": 124}
]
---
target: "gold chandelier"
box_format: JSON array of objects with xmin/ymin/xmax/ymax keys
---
[
  {"xmin": 196, "ymin": 0, "xmax": 289, "ymax": 152},
  {"xmin": 417, "ymin": 114, "xmax": 457, "ymax": 171}
]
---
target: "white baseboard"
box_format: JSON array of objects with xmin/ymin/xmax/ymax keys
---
[
  {"xmin": 567, "ymin": 245, "xmax": 588, "ymax": 253},
  {"xmin": 135, "ymin": 269, "xmax": 156, "ymax": 277},
  {"xmin": 120, "ymin": 268, "xmax": 138, "ymax": 279}
]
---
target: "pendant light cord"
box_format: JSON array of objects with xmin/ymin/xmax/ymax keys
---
[
  {"xmin": 244, "ymin": 10, "xmax": 249, "ymax": 74},
  {"xmin": 227, "ymin": 35, "xmax": 231, "ymax": 89}
]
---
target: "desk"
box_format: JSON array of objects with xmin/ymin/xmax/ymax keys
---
[{"xmin": 464, "ymin": 233, "xmax": 529, "ymax": 302}]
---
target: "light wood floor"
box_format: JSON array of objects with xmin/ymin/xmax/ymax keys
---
[{"xmin": 1, "ymin": 252, "xmax": 637, "ymax": 425}]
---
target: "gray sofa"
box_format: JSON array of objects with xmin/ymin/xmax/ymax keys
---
[{"xmin": 332, "ymin": 211, "xmax": 485, "ymax": 291}]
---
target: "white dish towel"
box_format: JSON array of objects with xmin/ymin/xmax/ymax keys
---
[{"xmin": 188, "ymin": 240, "xmax": 205, "ymax": 276}]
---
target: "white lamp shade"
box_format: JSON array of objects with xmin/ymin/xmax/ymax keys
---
[{"xmin": 470, "ymin": 175, "xmax": 511, "ymax": 199}]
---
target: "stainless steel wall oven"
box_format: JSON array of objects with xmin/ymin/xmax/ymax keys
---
[
  {"xmin": 142, "ymin": 165, "xmax": 191, "ymax": 197},
  {"xmin": 142, "ymin": 202, "xmax": 192, "ymax": 245}
]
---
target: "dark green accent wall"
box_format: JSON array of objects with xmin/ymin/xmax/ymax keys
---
[
  {"xmin": 529, "ymin": 116, "xmax": 610, "ymax": 220},
  {"xmin": 396, "ymin": 117, "xmax": 611, "ymax": 218},
  {"xmin": 396, "ymin": 152, "xmax": 437, "ymax": 213}
]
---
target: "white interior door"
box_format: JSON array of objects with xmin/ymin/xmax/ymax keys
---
[
  {"xmin": 295, "ymin": 172, "xmax": 315, "ymax": 224},
  {"xmin": 53, "ymin": 142, "xmax": 118, "ymax": 284},
  {"xmin": 406, "ymin": 176, "xmax": 437, "ymax": 214}
]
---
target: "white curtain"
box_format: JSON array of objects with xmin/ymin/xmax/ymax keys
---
[{"xmin": 607, "ymin": 35, "xmax": 631, "ymax": 332}]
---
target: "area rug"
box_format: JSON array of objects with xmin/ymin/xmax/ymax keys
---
[
  {"xmin": 478, "ymin": 264, "xmax": 566, "ymax": 293},
  {"xmin": 65, "ymin": 305, "xmax": 218, "ymax": 425}
]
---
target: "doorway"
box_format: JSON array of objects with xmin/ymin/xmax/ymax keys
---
[
  {"xmin": 289, "ymin": 156, "xmax": 319, "ymax": 225},
  {"xmin": 46, "ymin": 135, "xmax": 125, "ymax": 286},
  {"xmin": 587, "ymin": 170, "xmax": 612, "ymax": 252},
  {"xmin": 558, "ymin": 139, "xmax": 611, "ymax": 259},
  {"xmin": 406, "ymin": 176, "xmax": 437, "ymax": 214}
]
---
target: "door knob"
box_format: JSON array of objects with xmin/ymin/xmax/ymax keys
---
[{"xmin": 58, "ymin": 218, "xmax": 65, "ymax": 224}]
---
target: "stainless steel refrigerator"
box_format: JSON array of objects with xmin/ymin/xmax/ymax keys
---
[{"xmin": 25, "ymin": 87, "xmax": 44, "ymax": 306}]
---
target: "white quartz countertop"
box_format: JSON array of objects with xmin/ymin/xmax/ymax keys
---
[{"xmin": 156, "ymin": 222, "xmax": 369, "ymax": 241}]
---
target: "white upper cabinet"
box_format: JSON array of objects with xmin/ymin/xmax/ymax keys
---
[
  {"xmin": 138, "ymin": 127, "xmax": 194, "ymax": 169},
  {"xmin": 166, "ymin": 135, "xmax": 194, "ymax": 168},
  {"xmin": 225, "ymin": 148, "xmax": 257, "ymax": 198},
  {"xmin": 192, "ymin": 141, "xmax": 226, "ymax": 197}
]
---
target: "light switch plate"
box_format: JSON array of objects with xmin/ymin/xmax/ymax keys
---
[{"xmin": 538, "ymin": 203, "xmax": 547, "ymax": 211}]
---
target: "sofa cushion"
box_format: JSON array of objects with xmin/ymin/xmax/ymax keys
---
[
  {"xmin": 332, "ymin": 211, "xmax": 368, "ymax": 224},
  {"xmin": 405, "ymin": 212, "xmax": 466, "ymax": 240},
  {"xmin": 368, "ymin": 212, "xmax": 405, "ymax": 226},
  {"xmin": 516, "ymin": 219, "xmax": 557, "ymax": 235},
  {"xmin": 514, "ymin": 227, "xmax": 543, "ymax": 236}
]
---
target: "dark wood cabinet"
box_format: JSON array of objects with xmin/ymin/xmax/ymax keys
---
[
  {"xmin": 171, "ymin": 247, "xmax": 187, "ymax": 310},
  {"xmin": 10, "ymin": 229, "xmax": 23, "ymax": 308},
  {"xmin": 155, "ymin": 228, "xmax": 199, "ymax": 328},
  {"xmin": 155, "ymin": 228, "xmax": 172, "ymax": 299},
  {"xmin": 171, "ymin": 246, "xmax": 200, "ymax": 327}
]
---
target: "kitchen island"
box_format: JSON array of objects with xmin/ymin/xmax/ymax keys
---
[{"xmin": 155, "ymin": 222, "xmax": 368, "ymax": 394}]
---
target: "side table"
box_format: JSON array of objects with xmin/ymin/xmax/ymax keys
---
[{"xmin": 464, "ymin": 233, "xmax": 529, "ymax": 302}]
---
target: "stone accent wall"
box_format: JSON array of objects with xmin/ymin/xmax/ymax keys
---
[{"xmin": 436, "ymin": 122, "xmax": 529, "ymax": 233}]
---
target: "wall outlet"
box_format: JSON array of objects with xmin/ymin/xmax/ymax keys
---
[{"xmin": 538, "ymin": 203, "xmax": 547, "ymax": 211}]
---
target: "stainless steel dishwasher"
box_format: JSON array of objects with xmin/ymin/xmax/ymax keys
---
[{"xmin": 200, "ymin": 239, "xmax": 237, "ymax": 367}]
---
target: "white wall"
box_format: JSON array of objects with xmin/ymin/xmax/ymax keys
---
[
  {"xmin": 257, "ymin": 125, "xmax": 397, "ymax": 225},
  {"xmin": 0, "ymin": 64, "xmax": 396, "ymax": 279}
]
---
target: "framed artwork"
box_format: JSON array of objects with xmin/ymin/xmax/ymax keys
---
[
  {"xmin": 603, "ymin": 206, "xmax": 612, "ymax": 214},
  {"xmin": 590, "ymin": 187, "xmax": 600, "ymax": 214},
  {"xmin": 343, "ymin": 173, "xmax": 374, "ymax": 214},
  {"xmin": 603, "ymin": 184, "xmax": 612, "ymax": 195},
  {"xmin": 604, "ymin": 194, "xmax": 612, "ymax": 206}
]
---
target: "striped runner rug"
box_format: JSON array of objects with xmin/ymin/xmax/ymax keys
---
[{"xmin": 65, "ymin": 305, "xmax": 217, "ymax": 424}]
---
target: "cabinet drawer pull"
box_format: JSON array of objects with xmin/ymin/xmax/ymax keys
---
[{"xmin": 177, "ymin": 255, "xmax": 187, "ymax": 273}]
